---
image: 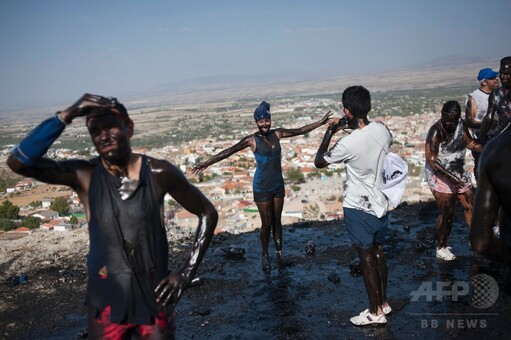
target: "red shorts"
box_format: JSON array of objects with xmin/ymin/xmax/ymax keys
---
[{"xmin": 88, "ymin": 305, "xmax": 175, "ymax": 340}]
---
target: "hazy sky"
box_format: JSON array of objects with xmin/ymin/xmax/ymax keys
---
[{"xmin": 1, "ymin": 0, "xmax": 510, "ymax": 110}]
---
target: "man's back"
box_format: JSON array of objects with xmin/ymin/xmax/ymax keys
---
[
  {"xmin": 325, "ymin": 121, "xmax": 391, "ymax": 217},
  {"xmin": 479, "ymin": 130, "xmax": 511, "ymax": 216},
  {"xmin": 342, "ymin": 122, "xmax": 391, "ymax": 179},
  {"xmin": 471, "ymin": 129, "xmax": 511, "ymax": 260}
]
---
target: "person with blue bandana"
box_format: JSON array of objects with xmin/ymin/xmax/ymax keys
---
[{"xmin": 192, "ymin": 101, "xmax": 331, "ymax": 274}]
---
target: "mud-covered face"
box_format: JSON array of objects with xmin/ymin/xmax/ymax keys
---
[
  {"xmin": 256, "ymin": 118, "xmax": 271, "ymax": 135},
  {"xmin": 441, "ymin": 111, "xmax": 460, "ymax": 133},
  {"xmin": 87, "ymin": 114, "xmax": 133, "ymax": 164},
  {"xmin": 499, "ymin": 62, "xmax": 511, "ymax": 89}
]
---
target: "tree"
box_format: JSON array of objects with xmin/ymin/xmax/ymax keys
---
[
  {"xmin": 69, "ymin": 216, "xmax": 79, "ymax": 225},
  {"xmin": 285, "ymin": 168, "xmax": 305, "ymax": 184},
  {"xmin": 50, "ymin": 196, "xmax": 70, "ymax": 214},
  {"xmin": 0, "ymin": 172, "xmax": 20, "ymax": 193},
  {"xmin": 0, "ymin": 200, "xmax": 20, "ymax": 220},
  {"xmin": 0, "ymin": 218, "xmax": 16, "ymax": 231},
  {"xmin": 22, "ymin": 216, "xmax": 41, "ymax": 230},
  {"xmin": 290, "ymin": 185, "xmax": 301, "ymax": 192},
  {"xmin": 29, "ymin": 200, "xmax": 42, "ymax": 209},
  {"xmin": 307, "ymin": 170, "xmax": 322, "ymax": 180}
]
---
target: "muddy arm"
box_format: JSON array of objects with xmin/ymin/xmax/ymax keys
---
[
  {"xmin": 277, "ymin": 111, "xmax": 332, "ymax": 138},
  {"xmin": 191, "ymin": 135, "xmax": 254, "ymax": 175},
  {"xmin": 424, "ymin": 125, "xmax": 462, "ymax": 185},
  {"xmin": 152, "ymin": 159, "xmax": 218, "ymax": 307}
]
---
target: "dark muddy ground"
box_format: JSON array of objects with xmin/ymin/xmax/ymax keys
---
[{"xmin": 2, "ymin": 200, "xmax": 511, "ymax": 339}]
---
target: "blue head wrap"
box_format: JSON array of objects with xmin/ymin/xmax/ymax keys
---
[{"xmin": 254, "ymin": 101, "xmax": 271, "ymax": 121}]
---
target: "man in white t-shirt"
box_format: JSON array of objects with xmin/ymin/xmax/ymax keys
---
[
  {"xmin": 315, "ymin": 86, "xmax": 393, "ymax": 326},
  {"xmin": 464, "ymin": 67, "xmax": 499, "ymax": 179}
]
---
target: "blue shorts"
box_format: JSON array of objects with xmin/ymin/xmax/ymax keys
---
[{"xmin": 344, "ymin": 207, "xmax": 388, "ymax": 249}]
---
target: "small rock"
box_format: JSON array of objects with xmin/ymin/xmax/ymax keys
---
[
  {"xmin": 221, "ymin": 247, "xmax": 246, "ymax": 259},
  {"xmin": 76, "ymin": 329, "xmax": 88, "ymax": 338},
  {"xmin": 328, "ymin": 272, "xmax": 341, "ymax": 283},
  {"xmin": 349, "ymin": 260, "xmax": 362, "ymax": 276},
  {"xmin": 305, "ymin": 240, "xmax": 315, "ymax": 255}
]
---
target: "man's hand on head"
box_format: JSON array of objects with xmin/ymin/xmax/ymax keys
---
[{"xmin": 59, "ymin": 94, "xmax": 118, "ymax": 124}]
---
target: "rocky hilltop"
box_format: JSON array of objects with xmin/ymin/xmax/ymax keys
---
[{"xmin": 1, "ymin": 200, "xmax": 510, "ymax": 339}]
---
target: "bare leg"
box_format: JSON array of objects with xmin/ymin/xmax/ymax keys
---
[
  {"xmin": 374, "ymin": 243, "xmax": 387, "ymax": 303},
  {"xmin": 256, "ymin": 200, "xmax": 274, "ymax": 273},
  {"xmin": 272, "ymin": 197, "xmax": 292, "ymax": 268},
  {"xmin": 457, "ymin": 188, "xmax": 474, "ymax": 231},
  {"xmin": 432, "ymin": 191, "xmax": 456, "ymax": 248},
  {"xmin": 356, "ymin": 247, "xmax": 384, "ymax": 315},
  {"xmin": 272, "ymin": 197, "xmax": 284, "ymax": 252}
]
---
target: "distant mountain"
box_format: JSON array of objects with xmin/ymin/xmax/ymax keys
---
[
  {"xmin": 0, "ymin": 55, "xmax": 501, "ymax": 124},
  {"xmin": 413, "ymin": 55, "xmax": 498, "ymax": 69},
  {"xmin": 152, "ymin": 71, "xmax": 325, "ymax": 96},
  {"xmin": 146, "ymin": 55, "xmax": 500, "ymax": 100}
]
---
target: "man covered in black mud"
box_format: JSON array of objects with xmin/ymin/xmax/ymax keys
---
[
  {"xmin": 7, "ymin": 94, "xmax": 218, "ymax": 339},
  {"xmin": 478, "ymin": 56, "xmax": 511, "ymax": 142},
  {"xmin": 424, "ymin": 101, "xmax": 482, "ymax": 261},
  {"xmin": 470, "ymin": 103, "xmax": 511, "ymax": 291}
]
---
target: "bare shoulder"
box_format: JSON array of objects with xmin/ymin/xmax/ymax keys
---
[
  {"xmin": 426, "ymin": 121, "xmax": 441, "ymax": 141},
  {"xmin": 69, "ymin": 158, "xmax": 97, "ymax": 171},
  {"xmin": 239, "ymin": 134, "xmax": 256, "ymax": 149},
  {"xmin": 72, "ymin": 159, "xmax": 96, "ymax": 180},
  {"xmin": 243, "ymin": 133, "xmax": 256, "ymax": 143},
  {"xmin": 273, "ymin": 128, "xmax": 283, "ymax": 138},
  {"xmin": 146, "ymin": 156, "xmax": 180, "ymax": 174},
  {"xmin": 145, "ymin": 156, "xmax": 191, "ymax": 198}
]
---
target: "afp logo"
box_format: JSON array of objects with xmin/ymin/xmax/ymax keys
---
[{"xmin": 410, "ymin": 274, "xmax": 499, "ymax": 309}]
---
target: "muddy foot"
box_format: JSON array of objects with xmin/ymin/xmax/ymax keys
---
[
  {"xmin": 276, "ymin": 252, "xmax": 293, "ymax": 269},
  {"xmin": 262, "ymin": 254, "xmax": 271, "ymax": 274}
]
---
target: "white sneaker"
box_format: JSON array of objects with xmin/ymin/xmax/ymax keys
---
[
  {"xmin": 382, "ymin": 302, "xmax": 392, "ymax": 315},
  {"xmin": 350, "ymin": 309, "xmax": 387, "ymax": 326},
  {"xmin": 436, "ymin": 246, "xmax": 456, "ymax": 261},
  {"xmin": 493, "ymin": 224, "xmax": 500, "ymax": 239}
]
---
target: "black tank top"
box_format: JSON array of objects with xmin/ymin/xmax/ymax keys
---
[{"xmin": 87, "ymin": 155, "xmax": 170, "ymax": 324}]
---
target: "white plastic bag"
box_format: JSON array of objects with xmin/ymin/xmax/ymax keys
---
[{"xmin": 380, "ymin": 152, "xmax": 408, "ymax": 208}]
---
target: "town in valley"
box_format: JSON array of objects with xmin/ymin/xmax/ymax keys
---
[{"xmin": 0, "ymin": 65, "xmax": 483, "ymax": 238}]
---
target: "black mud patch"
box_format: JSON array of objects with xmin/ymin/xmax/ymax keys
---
[{"xmin": 1, "ymin": 201, "xmax": 511, "ymax": 339}]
